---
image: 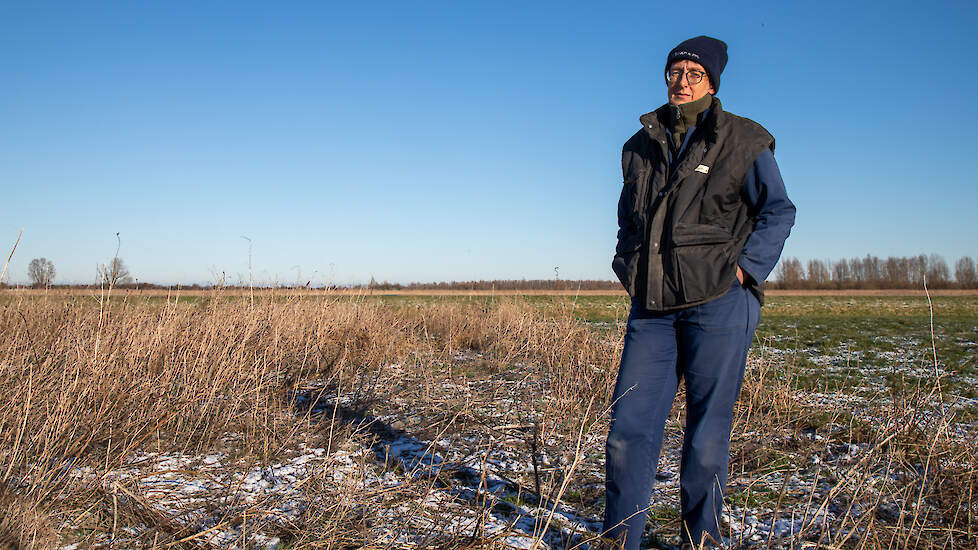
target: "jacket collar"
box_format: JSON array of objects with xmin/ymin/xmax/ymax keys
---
[{"xmin": 639, "ymin": 95, "xmax": 725, "ymax": 145}]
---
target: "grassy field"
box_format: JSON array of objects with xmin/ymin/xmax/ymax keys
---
[{"xmin": 0, "ymin": 290, "xmax": 975, "ymax": 549}]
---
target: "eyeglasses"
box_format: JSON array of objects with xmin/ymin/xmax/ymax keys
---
[{"xmin": 665, "ymin": 68, "xmax": 707, "ymax": 85}]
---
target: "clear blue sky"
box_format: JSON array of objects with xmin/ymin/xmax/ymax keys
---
[{"xmin": 2, "ymin": 1, "xmax": 976, "ymax": 286}]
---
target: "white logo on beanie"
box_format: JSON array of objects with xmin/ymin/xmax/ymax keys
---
[{"xmin": 672, "ymin": 51, "xmax": 700, "ymax": 59}]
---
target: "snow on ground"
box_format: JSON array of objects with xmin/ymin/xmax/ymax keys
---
[
  {"xmin": 64, "ymin": 402, "xmax": 600, "ymax": 548},
  {"xmin": 67, "ymin": 444, "xmax": 329, "ymax": 548},
  {"xmin": 59, "ymin": 338, "xmax": 975, "ymax": 548}
]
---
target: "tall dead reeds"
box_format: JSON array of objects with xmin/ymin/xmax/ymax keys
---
[{"xmin": 0, "ymin": 291, "xmax": 974, "ymax": 548}]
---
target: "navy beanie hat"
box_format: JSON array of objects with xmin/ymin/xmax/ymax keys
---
[{"xmin": 665, "ymin": 36, "xmax": 728, "ymax": 92}]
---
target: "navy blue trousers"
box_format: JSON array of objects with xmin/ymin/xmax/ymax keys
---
[{"xmin": 602, "ymin": 281, "xmax": 760, "ymax": 548}]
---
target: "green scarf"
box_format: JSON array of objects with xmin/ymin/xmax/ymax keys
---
[{"xmin": 663, "ymin": 94, "xmax": 713, "ymax": 151}]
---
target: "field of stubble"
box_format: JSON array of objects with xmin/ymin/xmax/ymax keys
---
[{"xmin": 1, "ymin": 290, "xmax": 976, "ymax": 549}]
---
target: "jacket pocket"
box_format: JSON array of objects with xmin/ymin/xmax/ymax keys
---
[
  {"xmin": 671, "ymin": 223, "xmax": 735, "ymax": 303},
  {"xmin": 671, "ymin": 223, "xmax": 732, "ymax": 246},
  {"xmin": 612, "ymin": 247, "xmax": 641, "ymax": 297}
]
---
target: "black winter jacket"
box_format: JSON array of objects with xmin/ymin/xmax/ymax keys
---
[{"xmin": 613, "ymin": 97, "xmax": 774, "ymax": 310}]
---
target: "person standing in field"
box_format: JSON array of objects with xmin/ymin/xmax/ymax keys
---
[{"xmin": 603, "ymin": 36, "xmax": 796, "ymax": 548}]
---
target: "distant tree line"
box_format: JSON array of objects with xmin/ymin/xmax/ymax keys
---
[
  {"xmin": 769, "ymin": 254, "xmax": 977, "ymax": 289},
  {"xmin": 12, "ymin": 254, "xmax": 976, "ymax": 291},
  {"xmin": 362, "ymin": 278, "xmax": 622, "ymax": 291}
]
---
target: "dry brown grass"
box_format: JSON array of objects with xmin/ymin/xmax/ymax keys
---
[{"xmin": 0, "ymin": 290, "xmax": 975, "ymax": 548}]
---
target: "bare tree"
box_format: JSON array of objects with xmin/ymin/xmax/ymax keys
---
[
  {"xmin": 925, "ymin": 253, "xmax": 950, "ymax": 288},
  {"xmin": 862, "ymin": 254, "xmax": 882, "ymax": 285},
  {"xmin": 775, "ymin": 257, "xmax": 805, "ymax": 288},
  {"xmin": 956, "ymin": 256, "xmax": 977, "ymax": 288},
  {"xmin": 832, "ymin": 258, "xmax": 850, "ymax": 288},
  {"xmin": 849, "ymin": 256, "xmax": 867, "ymax": 284},
  {"xmin": 806, "ymin": 259, "xmax": 829, "ymax": 287},
  {"xmin": 97, "ymin": 257, "xmax": 133, "ymax": 286},
  {"xmin": 883, "ymin": 256, "xmax": 909, "ymax": 287},
  {"xmin": 909, "ymin": 254, "xmax": 928, "ymax": 286},
  {"xmin": 28, "ymin": 257, "xmax": 56, "ymax": 287}
]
